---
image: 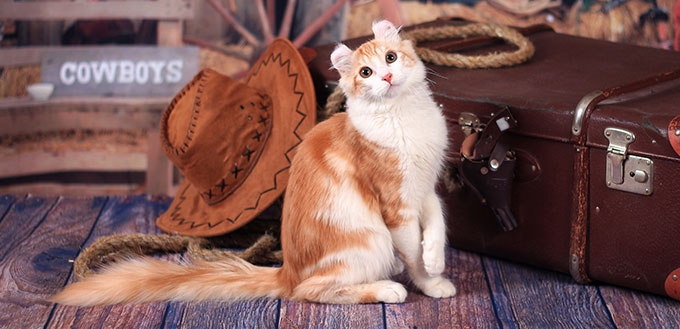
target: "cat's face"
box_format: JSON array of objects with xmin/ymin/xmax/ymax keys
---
[{"xmin": 331, "ymin": 20, "xmax": 425, "ymax": 101}]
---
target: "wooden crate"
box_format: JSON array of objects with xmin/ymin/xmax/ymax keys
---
[{"xmin": 0, "ymin": 0, "xmax": 194, "ymax": 195}]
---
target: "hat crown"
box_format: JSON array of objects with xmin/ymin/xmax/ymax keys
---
[{"xmin": 161, "ymin": 69, "xmax": 272, "ymax": 204}]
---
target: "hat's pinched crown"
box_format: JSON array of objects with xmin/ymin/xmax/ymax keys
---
[{"xmin": 160, "ymin": 69, "xmax": 272, "ymax": 205}]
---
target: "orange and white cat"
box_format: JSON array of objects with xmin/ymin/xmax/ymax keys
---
[{"xmin": 52, "ymin": 20, "xmax": 455, "ymax": 306}]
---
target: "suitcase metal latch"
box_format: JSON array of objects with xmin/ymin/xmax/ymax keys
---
[{"xmin": 604, "ymin": 127, "xmax": 654, "ymax": 195}]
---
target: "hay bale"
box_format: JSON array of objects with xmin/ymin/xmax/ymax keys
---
[
  {"xmin": 0, "ymin": 129, "xmax": 147, "ymax": 156},
  {"xmin": 567, "ymin": 0, "xmax": 658, "ymax": 46},
  {"xmin": 0, "ymin": 65, "xmax": 41, "ymax": 98},
  {"xmin": 345, "ymin": 0, "xmax": 674, "ymax": 48}
]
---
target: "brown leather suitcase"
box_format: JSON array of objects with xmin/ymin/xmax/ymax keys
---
[{"xmin": 306, "ymin": 18, "xmax": 680, "ymax": 300}]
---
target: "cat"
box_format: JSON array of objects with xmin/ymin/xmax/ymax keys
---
[{"xmin": 51, "ymin": 20, "xmax": 456, "ymax": 306}]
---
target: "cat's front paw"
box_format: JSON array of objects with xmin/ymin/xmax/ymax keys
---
[
  {"xmin": 422, "ymin": 238, "xmax": 445, "ymax": 277},
  {"xmin": 420, "ymin": 276, "xmax": 456, "ymax": 299},
  {"xmin": 375, "ymin": 281, "xmax": 408, "ymax": 303}
]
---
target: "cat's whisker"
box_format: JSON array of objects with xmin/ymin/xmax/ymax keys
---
[{"xmin": 426, "ymin": 69, "xmax": 448, "ymax": 80}]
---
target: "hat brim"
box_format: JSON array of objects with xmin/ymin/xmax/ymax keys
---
[{"xmin": 156, "ymin": 38, "xmax": 316, "ymax": 237}]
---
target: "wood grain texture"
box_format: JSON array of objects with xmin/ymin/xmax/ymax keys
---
[
  {"xmin": 0, "ymin": 196, "xmax": 106, "ymax": 329},
  {"xmin": 599, "ymin": 285, "xmax": 680, "ymax": 328},
  {"xmin": 46, "ymin": 195, "xmax": 173, "ymax": 329},
  {"xmin": 279, "ymin": 300, "xmax": 383, "ymax": 328},
  {"xmin": 385, "ymin": 248, "xmax": 500, "ymax": 329},
  {"xmin": 0, "ymin": 97, "xmax": 167, "ymax": 136},
  {"xmin": 0, "ymin": 150, "xmax": 147, "ymax": 178},
  {"xmin": 0, "ymin": 183, "xmax": 143, "ymax": 197},
  {"xmin": 483, "ymin": 256, "xmax": 616, "ymax": 328},
  {"xmin": 157, "ymin": 20, "xmax": 184, "ymax": 47},
  {"xmin": 0, "ymin": 195, "xmax": 17, "ymax": 224},
  {"xmin": 163, "ymin": 299, "xmax": 279, "ymax": 329},
  {"xmin": 0, "ymin": 195, "xmax": 58, "ymax": 261}
]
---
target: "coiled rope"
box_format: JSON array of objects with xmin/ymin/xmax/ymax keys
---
[{"xmin": 74, "ymin": 233, "xmax": 282, "ymax": 278}]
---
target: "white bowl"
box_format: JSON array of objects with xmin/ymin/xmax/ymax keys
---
[{"xmin": 27, "ymin": 83, "xmax": 54, "ymax": 101}]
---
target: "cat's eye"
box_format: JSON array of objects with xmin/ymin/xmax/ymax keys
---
[
  {"xmin": 359, "ymin": 67, "xmax": 372, "ymax": 78},
  {"xmin": 385, "ymin": 51, "xmax": 397, "ymax": 64}
]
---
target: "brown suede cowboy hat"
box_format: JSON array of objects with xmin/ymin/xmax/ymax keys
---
[{"xmin": 156, "ymin": 38, "xmax": 316, "ymax": 237}]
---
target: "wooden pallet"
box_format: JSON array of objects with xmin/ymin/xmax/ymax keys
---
[{"xmin": 0, "ymin": 194, "xmax": 678, "ymax": 328}]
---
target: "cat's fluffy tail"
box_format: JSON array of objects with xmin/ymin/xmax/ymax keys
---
[{"xmin": 50, "ymin": 255, "xmax": 283, "ymax": 306}]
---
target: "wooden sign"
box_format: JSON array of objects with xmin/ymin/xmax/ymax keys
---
[{"xmin": 42, "ymin": 46, "xmax": 199, "ymax": 97}]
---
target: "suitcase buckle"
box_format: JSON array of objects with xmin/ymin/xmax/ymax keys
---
[
  {"xmin": 458, "ymin": 112, "xmax": 484, "ymax": 136},
  {"xmin": 604, "ymin": 127, "xmax": 654, "ymax": 195}
]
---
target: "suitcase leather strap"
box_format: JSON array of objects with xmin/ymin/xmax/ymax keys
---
[{"xmin": 458, "ymin": 108, "xmax": 519, "ymax": 231}]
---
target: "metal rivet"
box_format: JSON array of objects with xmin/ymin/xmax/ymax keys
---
[
  {"xmin": 490, "ymin": 113, "xmax": 495, "ymax": 117},
  {"xmin": 673, "ymin": 275, "xmax": 678, "ymax": 281},
  {"xmin": 607, "ymin": 181, "xmax": 612, "ymax": 186},
  {"xmin": 675, "ymin": 129, "xmax": 680, "ymax": 136},
  {"xmin": 531, "ymin": 165, "xmax": 537, "ymax": 171},
  {"xmin": 595, "ymin": 206, "xmax": 600, "ymax": 213},
  {"xmin": 645, "ymin": 188, "xmax": 650, "ymax": 194},
  {"xmin": 605, "ymin": 131, "xmax": 611, "ymax": 136},
  {"xmin": 626, "ymin": 135, "xmax": 631, "ymax": 141},
  {"xmin": 576, "ymin": 148, "xmax": 581, "ymax": 153},
  {"xmin": 490, "ymin": 159, "xmax": 500, "ymax": 170},
  {"xmin": 439, "ymin": 103, "xmax": 444, "ymax": 108},
  {"xmin": 480, "ymin": 167, "xmax": 489, "ymax": 175},
  {"xmin": 646, "ymin": 160, "xmax": 651, "ymax": 165},
  {"xmin": 571, "ymin": 254, "xmax": 579, "ymax": 263},
  {"xmin": 652, "ymin": 139, "xmax": 656, "ymax": 144}
]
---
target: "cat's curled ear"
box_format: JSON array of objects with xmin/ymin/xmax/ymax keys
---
[
  {"xmin": 372, "ymin": 20, "xmax": 401, "ymax": 43},
  {"xmin": 330, "ymin": 43, "xmax": 353, "ymax": 76}
]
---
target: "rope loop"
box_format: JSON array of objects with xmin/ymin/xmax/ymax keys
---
[
  {"xmin": 402, "ymin": 23, "xmax": 535, "ymax": 68},
  {"xmin": 323, "ymin": 23, "xmax": 535, "ymax": 117}
]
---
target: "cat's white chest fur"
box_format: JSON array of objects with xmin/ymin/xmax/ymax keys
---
[{"xmin": 348, "ymin": 87, "xmax": 448, "ymax": 209}]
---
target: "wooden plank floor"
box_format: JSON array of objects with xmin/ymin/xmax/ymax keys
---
[{"xmin": 0, "ymin": 195, "xmax": 678, "ymax": 329}]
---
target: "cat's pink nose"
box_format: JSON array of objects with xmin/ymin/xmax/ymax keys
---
[{"xmin": 382, "ymin": 73, "xmax": 392, "ymax": 84}]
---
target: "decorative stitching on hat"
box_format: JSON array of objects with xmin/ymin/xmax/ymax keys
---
[
  {"xmin": 252, "ymin": 130, "xmax": 263, "ymax": 142},
  {"xmin": 242, "ymin": 146, "xmax": 254, "ymax": 161},
  {"xmin": 200, "ymin": 93, "xmax": 272, "ymax": 205},
  {"xmin": 231, "ymin": 163, "xmax": 243, "ymax": 179},
  {"xmin": 167, "ymin": 46, "xmax": 309, "ymax": 230},
  {"xmin": 217, "ymin": 179, "xmax": 228, "ymax": 192},
  {"xmin": 160, "ymin": 70, "xmax": 212, "ymax": 156}
]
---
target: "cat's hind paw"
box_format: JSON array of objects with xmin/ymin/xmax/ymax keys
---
[
  {"xmin": 375, "ymin": 281, "xmax": 408, "ymax": 304},
  {"xmin": 420, "ymin": 276, "xmax": 457, "ymax": 299}
]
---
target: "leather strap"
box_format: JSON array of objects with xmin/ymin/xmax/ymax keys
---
[
  {"xmin": 469, "ymin": 108, "xmax": 518, "ymax": 160},
  {"xmin": 457, "ymin": 108, "xmax": 519, "ymax": 231}
]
